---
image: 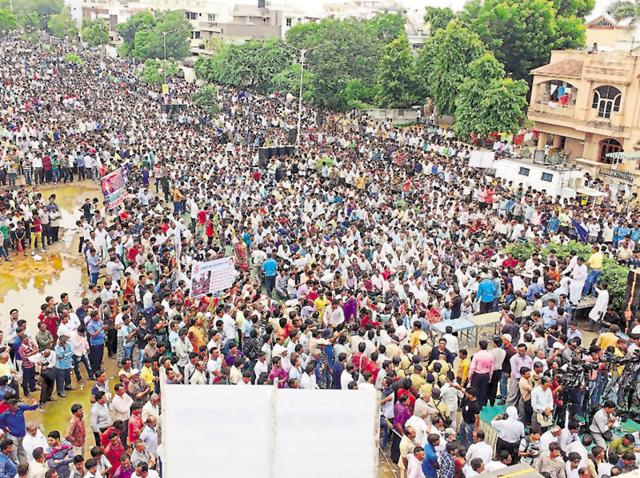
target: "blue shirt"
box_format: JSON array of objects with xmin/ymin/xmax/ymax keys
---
[
  {"xmin": 422, "ymin": 443, "xmax": 438, "ymax": 478},
  {"xmin": 0, "ymin": 404, "xmax": 38, "ymax": 437},
  {"xmin": 55, "ymin": 342, "xmax": 73, "ymax": 369},
  {"xmin": 477, "ymin": 279, "xmax": 496, "ymax": 303},
  {"xmin": 0, "ymin": 452, "xmax": 17, "ymax": 478},
  {"xmin": 86, "ymin": 319, "xmax": 105, "ymax": 346},
  {"xmin": 262, "ymin": 258, "xmax": 277, "ymax": 277}
]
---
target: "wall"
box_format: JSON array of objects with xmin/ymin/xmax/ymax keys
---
[
  {"xmin": 364, "ymin": 108, "xmax": 418, "ymax": 125},
  {"xmin": 493, "ymin": 159, "xmax": 583, "ymax": 198}
]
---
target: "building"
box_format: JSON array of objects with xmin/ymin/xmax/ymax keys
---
[
  {"xmin": 527, "ymin": 48, "xmax": 640, "ymax": 194},
  {"xmin": 584, "ymin": 14, "xmax": 639, "ymax": 52}
]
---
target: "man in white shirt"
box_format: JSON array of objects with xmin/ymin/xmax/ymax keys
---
[
  {"xmin": 22, "ymin": 424, "xmax": 47, "ymax": 463},
  {"xmin": 531, "ymin": 377, "xmax": 554, "ymax": 429},
  {"xmin": 111, "ymin": 383, "xmax": 133, "ymax": 421},
  {"xmin": 466, "ymin": 430, "xmax": 493, "ymax": 465},
  {"xmin": 300, "ymin": 364, "xmax": 318, "ymax": 390},
  {"xmin": 442, "ymin": 326, "xmax": 459, "ymax": 355}
]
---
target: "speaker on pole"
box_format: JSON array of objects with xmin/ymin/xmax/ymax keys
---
[{"xmin": 287, "ymin": 128, "xmax": 297, "ymax": 144}]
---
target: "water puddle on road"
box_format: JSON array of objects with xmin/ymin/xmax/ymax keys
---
[{"xmin": 0, "ymin": 182, "xmax": 101, "ymax": 332}]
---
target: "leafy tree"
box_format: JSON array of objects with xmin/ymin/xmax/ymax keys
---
[
  {"xmin": 369, "ymin": 12, "xmax": 405, "ymax": 43},
  {"xmin": 463, "ymin": 0, "xmax": 586, "ymax": 80},
  {"xmin": 15, "ymin": 0, "xmax": 63, "ymax": 29},
  {"xmin": 153, "ymin": 10, "xmax": 191, "ymax": 59},
  {"xmin": 608, "ymin": 0, "xmax": 640, "ymax": 21},
  {"xmin": 116, "ymin": 11, "xmax": 155, "ymax": 56},
  {"xmin": 47, "ymin": 8, "xmax": 76, "ymax": 38},
  {"xmin": 287, "ymin": 18, "xmax": 384, "ymax": 110},
  {"xmin": 554, "ymin": 0, "xmax": 595, "ymax": 17},
  {"xmin": 375, "ymin": 35, "xmax": 420, "ymax": 108},
  {"xmin": 195, "ymin": 39, "xmax": 291, "ymax": 92},
  {"xmin": 142, "ymin": 58, "xmax": 178, "ymax": 85},
  {"xmin": 344, "ymin": 78, "xmax": 376, "ymax": 109},
  {"xmin": 416, "ymin": 20, "xmax": 486, "ymax": 116},
  {"xmin": 82, "ymin": 19, "xmax": 109, "ymax": 46},
  {"xmin": 0, "ymin": 8, "xmax": 17, "ymax": 33},
  {"xmin": 423, "ymin": 6, "xmax": 456, "ymax": 32},
  {"xmin": 64, "ymin": 52, "xmax": 84, "ymax": 65},
  {"xmin": 271, "ymin": 63, "xmax": 315, "ymax": 101},
  {"xmin": 192, "ymin": 84, "xmax": 220, "ymax": 115},
  {"xmin": 18, "ymin": 12, "xmax": 40, "ymax": 34}
]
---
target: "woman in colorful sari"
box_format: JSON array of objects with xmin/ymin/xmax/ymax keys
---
[{"xmin": 233, "ymin": 235, "xmax": 250, "ymax": 272}]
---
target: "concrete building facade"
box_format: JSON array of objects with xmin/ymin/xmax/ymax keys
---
[{"xmin": 528, "ymin": 48, "xmax": 640, "ymax": 193}]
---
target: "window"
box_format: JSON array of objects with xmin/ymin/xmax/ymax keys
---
[
  {"xmin": 518, "ymin": 167, "xmax": 530, "ymax": 176},
  {"xmin": 207, "ymin": 13, "xmax": 216, "ymax": 22},
  {"xmin": 541, "ymin": 172, "xmax": 553, "ymax": 182},
  {"xmin": 286, "ymin": 17, "xmax": 292, "ymax": 26},
  {"xmin": 263, "ymin": 17, "xmax": 268, "ymax": 23},
  {"xmin": 592, "ymin": 85, "xmax": 621, "ymax": 119},
  {"xmin": 192, "ymin": 31, "xmax": 201, "ymax": 39},
  {"xmin": 185, "ymin": 11, "xmax": 198, "ymax": 20}
]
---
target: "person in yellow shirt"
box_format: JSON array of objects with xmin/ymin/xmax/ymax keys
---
[
  {"xmin": 410, "ymin": 364, "xmax": 427, "ymax": 392},
  {"xmin": 455, "ymin": 349, "xmax": 471, "ymax": 386},
  {"xmin": 409, "ymin": 322, "xmax": 429, "ymax": 352},
  {"xmin": 314, "ymin": 294, "xmax": 329, "ymax": 317},
  {"xmin": 584, "ymin": 245, "xmax": 605, "ymax": 296},
  {"xmin": 355, "ymin": 174, "xmax": 366, "ymax": 190},
  {"xmin": 596, "ymin": 324, "xmax": 620, "ymax": 352}
]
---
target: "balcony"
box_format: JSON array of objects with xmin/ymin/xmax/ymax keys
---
[{"xmin": 529, "ymin": 102, "xmax": 575, "ymax": 118}]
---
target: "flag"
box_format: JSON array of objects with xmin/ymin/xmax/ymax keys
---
[{"xmin": 572, "ymin": 219, "xmax": 588, "ymax": 242}]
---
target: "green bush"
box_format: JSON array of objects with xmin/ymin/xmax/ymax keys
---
[{"xmin": 64, "ymin": 53, "xmax": 84, "ymax": 65}]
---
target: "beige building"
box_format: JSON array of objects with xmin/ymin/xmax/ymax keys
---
[{"xmin": 528, "ymin": 48, "xmax": 640, "ymax": 193}]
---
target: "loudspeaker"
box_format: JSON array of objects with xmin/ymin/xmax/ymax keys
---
[{"xmin": 287, "ymin": 128, "xmax": 297, "ymax": 144}]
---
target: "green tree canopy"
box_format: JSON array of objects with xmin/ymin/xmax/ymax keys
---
[
  {"xmin": 195, "ymin": 39, "xmax": 290, "ymax": 92},
  {"xmin": 141, "ymin": 58, "xmax": 178, "ymax": 85},
  {"xmin": 270, "ymin": 63, "xmax": 315, "ymax": 101},
  {"xmin": 82, "ymin": 19, "xmax": 109, "ymax": 46},
  {"xmin": 369, "ymin": 12, "xmax": 406, "ymax": 43},
  {"xmin": 375, "ymin": 35, "xmax": 421, "ymax": 108},
  {"xmin": 117, "ymin": 10, "xmax": 190, "ymax": 59},
  {"xmin": 15, "ymin": 0, "xmax": 63, "ymax": 29},
  {"xmin": 608, "ymin": 0, "xmax": 640, "ymax": 21},
  {"xmin": 463, "ymin": 0, "xmax": 586, "ymax": 80},
  {"xmin": 47, "ymin": 8, "xmax": 76, "ymax": 38},
  {"xmin": 423, "ymin": 6, "xmax": 456, "ymax": 32},
  {"xmin": 416, "ymin": 20, "xmax": 486, "ymax": 116},
  {"xmin": 192, "ymin": 84, "xmax": 220, "ymax": 115},
  {"xmin": 0, "ymin": 8, "xmax": 17, "ymax": 33}
]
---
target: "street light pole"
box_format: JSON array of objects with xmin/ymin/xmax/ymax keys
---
[
  {"xmin": 296, "ymin": 49, "xmax": 306, "ymax": 146},
  {"xmin": 162, "ymin": 31, "xmax": 169, "ymax": 86}
]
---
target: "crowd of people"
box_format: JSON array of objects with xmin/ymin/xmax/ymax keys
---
[{"xmin": 1, "ymin": 32, "xmax": 640, "ymax": 478}]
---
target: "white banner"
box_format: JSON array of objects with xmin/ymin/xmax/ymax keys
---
[
  {"xmin": 469, "ymin": 150, "xmax": 495, "ymax": 169},
  {"xmin": 190, "ymin": 257, "xmax": 237, "ymax": 298},
  {"xmin": 162, "ymin": 386, "xmax": 377, "ymax": 478}
]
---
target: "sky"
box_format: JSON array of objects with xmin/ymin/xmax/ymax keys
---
[{"xmin": 280, "ymin": 0, "xmax": 610, "ymax": 19}]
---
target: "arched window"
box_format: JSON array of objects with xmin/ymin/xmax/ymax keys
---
[
  {"xmin": 592, "ymin": 85, "xmax": 622, "ymax": 119},
  {"xmin": 599, "ymin": 138, "xmax": 623, "ymax": 163}
]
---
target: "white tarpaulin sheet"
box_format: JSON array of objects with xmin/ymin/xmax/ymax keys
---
[
  {"xmin": 469, "ymin": 150, "xmax": 496, "ymax": 169},
  {"xmin": 162, "ymin": 386, "xmax": 377, "ymax": 478}
]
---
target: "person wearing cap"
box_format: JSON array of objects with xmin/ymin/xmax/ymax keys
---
[{"xmin": 54, "ymin": 334, "xmax": 74, "ymax": 398}]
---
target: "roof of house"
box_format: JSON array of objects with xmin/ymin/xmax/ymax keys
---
[
  {"xmin": 586, "ymin": 14, "xmax": 634, "ymax": 28},
  {"xmin": 233, "ymin": 4, "xmax": 269, "ymax": 17},
  {"xmin": 531, "ymin": 59, "xmax": 584, "ymax": 78}
]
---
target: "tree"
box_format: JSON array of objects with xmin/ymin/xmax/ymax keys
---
[
  {"xmin": 82, "ymin": 19, "xmax": 109, "ymax": 46},
  {"xmin": 47, "ymin": 8, "xmax": 76, "ymax": 38},
  {"xmin": 116, "ymin": 11, "xmax": 155, "ymax": 57},
  {"xmin": 0, "ymin": 8, "xmax": 17, "ymax": 33},
  {"xmin": 554, "ymin": 0, "xmax": 595, "ymax": 17},
  {"xmin": 369, "ymin": 12, "xmax": 406, "ymax": 43},
  {"xmin": 15, "ymin": 0, "xmax": 63, "ymax": 29},
  {"xmin": 375, "ymin": 35, "xmax": 420, "ymax": 108},
  {"xmin": 271, "ymin": 63, "xmax": 315, "ymax": 101},
  {"xmin": 192, "ymin": 85, "xmax": 220, "ymax": 115},
  {"xmin": 416, "ymin": 20, "xmax": 486, "ymax": 116},
  {"xmin": 423, "ymin": 6, "xmax": 456, "ymax": 32},
  {"xmin": 64, "ymin": 52, "xmax": 84, "ymax": 65},
  {"xmin": 195, "ymin": 39, "xmax": 290, "ymax": 92},
  {"xmin": 608, "ymin": 0, "xmax": 640, "ymax": 21},
  {"xmin": 142, "ymin": 58, "xmax": 178, "ymax": 85},
  {"xmin": 463, "ymin": 0, "xmax": 586, "ymax": 80},
  {"xmin": 153, "ymin": 10, "xmax": 191, "ymax": 60},
  {"xmin": 286, "ymin": 18, "xmax": 384, "ymax": 110}
]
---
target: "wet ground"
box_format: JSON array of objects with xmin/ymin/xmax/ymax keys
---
[{"xmin": 0, "ymin": 181, "xmax": 121, "ymax": 435}]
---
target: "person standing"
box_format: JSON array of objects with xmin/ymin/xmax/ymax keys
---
[
  {"xmin": 407, "ymin": 446, "xmax": 426, "ymax": 478},
  {"xmin": 477, "ymin": 273, "xmax": 497, "ymax": 313},
  {"xmin": 45, "ymin": 431, "xmax": 74, "ymax": 478},
  {"xmin": 54, "ymin": 335, "xmax": 74, "ymax": 398},
  {"xmin": 459, "ymin": 388, "xmax": 481, "ymax": 448},
  {"xmin": 262, "ymin": 254, "xmax": 277, "ymax": 298},
  {"xmin": 507, "ymin": 343, "xmax": 533, "ymax": 406},
  {"xmin": 86, "ymin": 313, "xmax": 106, "ymax": 377},
  {"xmin": 488, "ymin": 336, "xmax": 506, "ymax": 407},
  {"xmin": 531, "ymin": 377, "xmax": 555, "ymax": 431},
  {"xmin": 65, "ymin": 404, "xmax": 86, "ymax": 457},
  {"xmin": 90, "ymin": 392, "xmax": 110, "ymax": 447},
  {"xmin": 468, "ymin": 340, "xmax": 493, "ymax": 407},
  {"xmin": 18, "ymin": 336, "xmax": 39, "ymax": 398},
  {"xmin": 0, "ymin": 398, "xmax": 39, "ymax": 463},
  {"xmin": 0, "ymin": 439, "xmax": 17, "ymax": 478}
]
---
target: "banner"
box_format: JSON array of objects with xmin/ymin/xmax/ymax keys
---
[
  {"xmin": 190, "ymin": 257, "xmax": 238, "ymax": 298},
  {"xmin": 100, "ymin": 168, "xmax": 127, "ymax": 209},
  {"xmin": 468, "ymin": 150, "xmax": 495, "ymax": 169}
]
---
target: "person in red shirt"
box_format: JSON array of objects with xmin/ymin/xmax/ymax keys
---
[
  {"xmin": 127, "ymin": 406, "xmax": 144, "ymax": 445},
  {"xmin": 502, "ymin": 253, "xmax": 519, "ymax": 270}
]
